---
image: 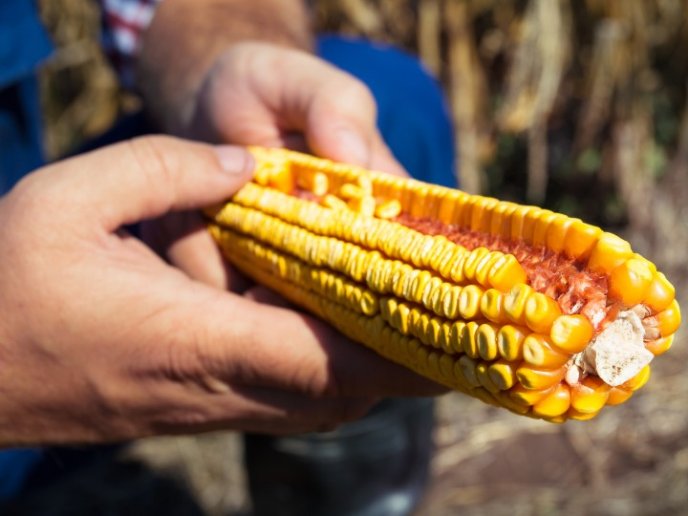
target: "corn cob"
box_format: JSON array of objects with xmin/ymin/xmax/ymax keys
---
[{"xmin": 207, "ymin": 147, "xmax": 681, "ymax": 422}]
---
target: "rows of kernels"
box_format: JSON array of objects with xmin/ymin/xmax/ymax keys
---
[
  {"xmin": 251, "ymin": 150, "xmax": 678, "ymax": 335},
  {"xmin": 215, "ymin": 212, "xmax": 652, "ymax": 420},
  {"xmin": 226, "ymin": 178, "xmax": 665, "ymax": 367},
  {"xmin": 281, "ymin": 152, "xmax": 675, "ymax": 346},
  {"xmin": 214, "ymin": 226, "xmax": 380, "ymax": 316},
  {"xmin": 217, "ymin": 148, "xmax": 682, "ymax": 421}
]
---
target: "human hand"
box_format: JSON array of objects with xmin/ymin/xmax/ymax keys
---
[
  {"xmin": 0, "ymin": 136, "xmax": 442, "ymax": 447},
  {"xmin": 187, "ymin": 42, "xmax": 405, "ymax": 176},
  {"xmin": 149, "ymin": 42, "xmax": 407, "ymax": 288}
]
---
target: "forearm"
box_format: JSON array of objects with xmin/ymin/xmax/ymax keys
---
[{"xmin": 137, "ymin": 0, "xmax": 312, "ymax": 134}]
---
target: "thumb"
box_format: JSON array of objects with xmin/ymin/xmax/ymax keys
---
[{"xmin": 41, "ymin": 136, "xmax": 254, "ymax": 230}]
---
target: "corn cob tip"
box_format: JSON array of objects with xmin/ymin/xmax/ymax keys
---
[{"xmin": 573, "ymin": 309, "xmax": 653, "ymax": 387}]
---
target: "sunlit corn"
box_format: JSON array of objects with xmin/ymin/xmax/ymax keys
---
[{"xmin": 208, "ymin": 147, "xmax": 680, "ymax": 422}]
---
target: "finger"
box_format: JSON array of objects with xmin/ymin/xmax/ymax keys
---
[
  {"xmin": 36, "ymin": 136, "xmax": 254, "ymax": 230},
  {"xmin": 227, "ymin": 45, "xmax": 407, "ymax": 176},
  {"xmin": 141, "ymin": 212, "xmax": 250, "ymax": 291},
  {"xmin": 306, "ymin": 90, "xmax": 408, "ymax": 178}
]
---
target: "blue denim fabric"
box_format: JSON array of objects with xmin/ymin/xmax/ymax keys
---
[
  {"xmin": 317, "ymin": 35, "xmax": 456, "ymax": 186},
  {"xmin": 0, "ymin": 30, "xmax": 455, "ymax": 501},
  {"xmin": 0, "ymin": 0, "xmax": 52, "ymax": 194}
]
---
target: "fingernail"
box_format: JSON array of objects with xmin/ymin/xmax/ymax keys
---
[
  {"xmin": 214, "ymin": 145, "xmax": 255, "ymax": 174},
  {"xmin": 335, "ymin": 127, "xmax": 370, "ymax": 166}
]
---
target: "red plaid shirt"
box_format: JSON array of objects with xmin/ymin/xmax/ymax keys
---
[{"xmin": 99, "ymin": 0, "xmax": 161, "ymax": 88}]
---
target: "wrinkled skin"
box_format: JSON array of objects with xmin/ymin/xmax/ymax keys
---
[{"xmin": 0, "ymin": 137, "xmax": 443, "ymax": 447}]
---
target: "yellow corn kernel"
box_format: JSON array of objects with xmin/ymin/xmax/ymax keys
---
[
  {"xmin": 428, "ymin": 317, "xmax": 442, "ymax": 349},
  {"xmin": 545, "ymin": 214, "xmax": 574, "ymax": 253},
  {"xmin": 409, "ymin": 185, "xmax": 432, "ymax": 218},
  {"xmin": 567, "ymin": 408, "xmax": 599, "ymax": 421},
  {"xmin": 476, "ymin": 323, "xmax": 499, "ymax": 361},
  {"xmin": 570, "ymin": 376, "xmax": 610, "ymax": 414},
  {"xmin": 450, "ymin": 321, "xmax": 466, "ymax": 354},
  {"xmin": 523, "ymin": 334, "xmax": 571, "ymax": 368},
  {"xmin": 461, "ymin": 321, "xmax": 481, "ymax": 358},
  {"xmin": 563, "ymin": 220, "xmax": 602, "ymax": 261},
  {"xmin": 499, "ymin": 204, "xmax": 519, "ymax": 239},
  {"xmin": 457, "ymin": 355, "xmax": 481, "ymax": 388},
  {"xmin": 427, "ymin": 351, "xmax": 442, "ymax": 381},
  {"xmin": 608, "ymin": 257, "xmax": 654, "ymax": 306},
  {"xmin": 480, "ymin": 288, "xmax": 506, "ymax": 323},
  {"xmin": 476, "ymin": 362, "xmax": 500, "ymax": 393},
  {"xmin": 488, "ymin": 254, "xmax": 528, "ymax": 293},
  {"xmin": 524, "ymin": 292, "xmax": 562, "ymax": 334},
  {"xmin": 487, "ymin": 360, "xmax": 517, "ymax": 390},
  {"xmin": 509, "ymin": 384, "xmax": 555, "ymax": 406},
  {"xmin": 491, "ymin": 391, "xmax": 530, "ymax": 414},
  {"xmin": 621, "ymin": 365, "xmax": 651, "ymax": 391},
  {"xmin": 475, "ymin": 252, "xmax": 503, "ymax": 287},
  {"xmin": 301, "ymin": 171, "xmax": 329, "ymax": 196},
  {"xmin": 497, "ymin": 324, "xmax": 528, "ymax": 361},
  {"xmin": 606, "ymin": 387, "xmax": 633, "ymax": 406},
  {"xmin": 449, "ymin": 251, "xmax": 468, "ymax": 284},
  {"xmin": 375, "ymin": 199, "xmax": 402, "ymax": 219},
  {"xmin": 550, "ymin": 314, "xmax": 594, "ymax": 354},
  {"xmin": 444, "ymin": 285, "xmax": 462, "ymax": 320},
  {"xmin": 522, "ymin": 208, "xmax": 547, "ymax": 244},
  {"xmin": 463, "ymin": 247, "xmax": 490, "ymax": 282},
  {"xmin": 321, "ymin": 194, "xmax": 349, "ymax": 211},
  {"xmin": 504, "ymin": 283, "xmax": 535, "ymax": 326},
  {"xmin": 516, "ymin": 365, "xmax": 566, "ymax": 390},
  {"xmin": 645, "ymin": 335, "xmax": 673, "ymax": 356},
  {"xmin": 489, "ymin": 203, "xmax": 509, "ymax": 237},
  {"xmin": 426, "ymin": 236, "xmax": 452, "ymax": 271},
  {"xmin": 531, "ymin": 211, "xmax": 557, "ymax": 248},
  {"xmin": 340, "ymin": 183, "xmax": 365, "ymax": 200},
  {"xmin": 644, "ymin": 272, "xmax": 675, "ymax": 313},
  {"xmin": 438, "ymin": 353, "xmax": 456, "ymax": 382},
  {"xmin": 470, "ymin": 197, "xmax": 498, "ymax": 233},
  {"xmin": 268, "ymin": 167, "xmax": 295, "ymax": 193},
  {"xmin": 532, "ymin": 384, "xmax": 571, "ymax": 418},
  {"xmin": 510, "ymin": 205, "xmax": 536, "ymax": 242},
  {"xmin": 348, "ymin": 195, "xmax": 376, "ymax": 217},
  {"xmin": 458, "ymin": 284, "xmax": 484, "ymax": 320},
  {"xmin": 587, "ymin": 232, "xmax": 633, "ymax": 274},
  {"xmin": 439, "ymin": 320, "xmax": 454, "ymax": 354},
  {"xmin": 644, "ymin": 299, "xmax": 681, "ymax": 338},
  {"xmin": 357, "ymin": 175, "xmax": 373, "ymax": 195}
]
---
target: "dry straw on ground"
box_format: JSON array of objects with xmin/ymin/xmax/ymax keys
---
[{"xmin": 15, "ymin": 1, "xmax": 687, "ymax": 515}]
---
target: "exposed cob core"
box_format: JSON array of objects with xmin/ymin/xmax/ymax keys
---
[{"xmin": 207, "ymin": 147, "xmax": 681, "ymax": 422}]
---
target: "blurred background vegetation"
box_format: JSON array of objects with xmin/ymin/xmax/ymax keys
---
[{"xmin": 18, "ymin": 0, "xmax": 687, "ymax": 515}]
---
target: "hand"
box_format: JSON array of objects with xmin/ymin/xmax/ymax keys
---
[
  {"xmin": 188, "ymin": 42, "xmax": 405, "ymax": 175},
  {"xmin": 150, "ymin": 42, "xmax": 407, "ymax": 289},
  {"xmin": 0, "ymin": 136, "xmax": 442, "ymax": 447}
]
